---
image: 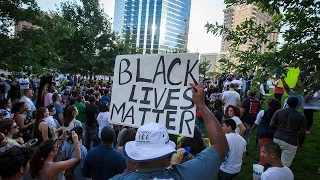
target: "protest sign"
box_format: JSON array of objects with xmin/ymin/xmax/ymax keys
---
[{"xmin": 110, "ymin": 53, "xmax": 199, "ymax": 137}]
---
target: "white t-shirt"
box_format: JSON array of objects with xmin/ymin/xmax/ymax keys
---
[
  {"xmin": 20, "ymin": 96, "xmax": 36, "ymax": 112},
  {"xmin": 63, "ymin": 119, "xmax": 82, "ymax": 132},
  {"xmin": 97, "ymin": 112, "xmax": 112, "ymax": 138},
  {"xmin": 232, "ymin": 80, "xmax": 243, "ymax": 90},
  {"xmin": 19, "ymin": 78, "xmax": 29, "ymax": 89},
  {"xmin": 254, "ymin": 110, "xmax": 265, "ymax": 125},
  {"xmin": 44, "ymin": 116, "xmax": 61, "ymax": 140},
  {"xmin": 231, "ymin": 116, "xmax": 243, "ymax": 135},
  {"xmin": 44, "ymin": 92, "xmax": 53, "ymax": 107},
  {"xmin": 261, "ymin": 167, "xmax": 294, "ymax": 180},
  {"xmin": 220, "ymin": 133, "xmax": 246, "ymax": 174},
  {"xmin": 222, "ymin": 90, "xmax": 240, "ymax": 108}
]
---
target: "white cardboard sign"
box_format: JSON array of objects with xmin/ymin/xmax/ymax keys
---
[{"xmin": 109, "ymin": 53, "xmax": 199, "ymax": 137}]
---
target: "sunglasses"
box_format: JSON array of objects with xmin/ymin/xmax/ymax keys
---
[{"xmin": 11, "ymin": 125, "xmax": 18, "ymax": 129}]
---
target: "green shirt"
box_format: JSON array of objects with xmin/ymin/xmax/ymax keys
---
[{"xmin": 75, "ymin": 103, "xmax": 86, "ymax": 123}]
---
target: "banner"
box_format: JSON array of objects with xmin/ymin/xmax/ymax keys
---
[
  {"xmin": 277, "ymin": 67, "xmax": 300, "ymax": 88},
  {"xmin": 110, "ymin": 53, "xmax": 199, "ymax": 137}
]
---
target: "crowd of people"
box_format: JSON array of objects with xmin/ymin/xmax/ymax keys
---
[{"xmin": 0, "ymin": 71, "xmax": 318, "ymax": 180}]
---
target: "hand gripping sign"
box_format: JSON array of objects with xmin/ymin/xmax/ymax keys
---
[{"xmin": 109, "ymin": 53, "xmax": 199, "ymax": 137}]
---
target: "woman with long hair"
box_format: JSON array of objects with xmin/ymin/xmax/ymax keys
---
[
  {"xmin": 34, "ymin": 107, "xmax": 52, "ymax": 146},
  {"xmin": 250, "ymin": 99, "xmax": 281, "ymax": 166},
  {"xmin": 11, "ymin": 102, "xmax": 35, "ymax": 142},
  {"xmin": 223, "ymin": 105, "xmax": 246, "ymax": 136},
  {"xmin": 29, "ymin": 132, "xmax": 81, "ymax": 180},
  {"xmin": 0, "ymin": 119, "xmax": 22, "ymax": 151},
  {"xmin": 63, "ymin": 105, "xmax": 82, "ymax": 131},
  {"xmin": 177, "ymin": 126, "xmax": 207, "ymax": 156}
]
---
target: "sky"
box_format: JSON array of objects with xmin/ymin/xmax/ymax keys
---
[{"xmin": 37, "ymin": 0, "xmax": 225, "ymax": 54}]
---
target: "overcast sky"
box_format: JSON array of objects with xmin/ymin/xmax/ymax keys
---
[{"xmin": 37, "ymin": 0, "xmax": 225, "ymax": 54}]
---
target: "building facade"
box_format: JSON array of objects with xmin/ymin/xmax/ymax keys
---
[
  {"xmin": 221, "ymin": 4, "xmax": 278, "ymax": 53},
  {"xmin": 113, "ymin": 0, "xmax": 191, "ymax": 54},
  {"xmin": 200, "ymin": 53, "xmax": 228, "ymax": 73}
]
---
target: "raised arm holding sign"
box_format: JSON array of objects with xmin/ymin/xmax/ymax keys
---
[{"xmin": 110, "ymin": 54, "xmax": 199, "ymax": 137}]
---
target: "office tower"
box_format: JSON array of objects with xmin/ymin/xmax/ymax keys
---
[
  {"xmin": 114, "ymin": 0, "xmax": 191, "ymax": 54},
  {"xmin": 221, "ymin": 4, "xmax": 278, "ymax": 53}
]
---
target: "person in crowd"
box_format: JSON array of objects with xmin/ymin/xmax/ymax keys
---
[
  {"xmin": 97, "ymin": 103, "xmax": 111, "ymax": 139},
  {"xmin": 224, "ymin": 105, "xmax": 246, "ymax": 136},
  {"xmin": 44, "ymin": 104, "xmax": 62, "ymax": 140},
  {"xmin": 102, "ymin": 89, "xmax": 111, "ymax": 105},
  {"xmin": 8, "ymin": 80, "xmax": 20, "ymax": 104},
  {"xmin": 270, "ymin": 97, "xmax": 307, "ymax": 167},
  {"xmin": 240, "ymin": 89, "xmax": 261, "ymax": 155},
  {"xmin": 170, "ymin": 147, "xmax": 194, "ymax": 165},
  {"xmin": 213, "ymin": 99, "xmax": 224, "ymax": 124},
  {"xmin": 273, "ymin": 80, "xmax": 284, "ymax": 102},
  {"xmin": 250, "ymin": 99, "xmax": 281, "ymax": 166},
  {"xmin": 75, "ymin": 95, "xmax": 86, "ymax": 124},
  {"xmin": 195, "ymin": 108, "xmax": 205, "ymax": 135},
  {"xmin": 222, "ymin": 83, "xmax": 241, "ymax": 108},
  {"xmin": 218, "ymin": 119, "xmax": 246, "ymax": 180},
  {"xmin": 0, "ymin": 146, "xmax": 33, "ymax": 180},
  {"xmin": 19, "ymin": 75, "xmax": 30, "ymax": 97},
  {"xmin": 111, "ymin": 83, "xmax": 229, "ymax": 180},
  {"xmin": 29, "ymin": 132, "xmax": 81, "ymax": 180},
  {"xmin": 209, "ymin": 87, "xmax": 222, "ymax": 104},
  {"xmin": 0, "ymin": 119, "xmax": 23, "ymax": 151},
  {"xmin": 83, "ymin": 126, "xmax": 126, "ymax": 179},
  {"xmin": 303, "ymin": 89, "xmax": 320, "ymax": 134},
  {"xmin": 261, "ymin": 142, "xmax": 294, "ymax": 180},
  {"xmin": 20, "ymin": 89, "xmax": 36, "ymax": 113},
  {"xmin": 115, "ymin": 126, "xmax": 128, "ymax": 148},
  {"xmin": 33, "ymin": 107, "xmax": 52, "ymax": 146},
  {"xmin": 177, "ymin": 126, "xmax": 207, "ymax": 156},
  {"xmin": 0, "ymin": 99, "xmax": 12, "ymax": 119},
  {"xmin": 63, "ymin": 105, "xmax": 82, "ymax": 131},
  {"xmin": 93, "ymin": 92, "xmax": 102, "ymax": 111},
  {"xmin": 0, "ymin": 78, "xmax": 6, "ymax": 100},
  {"xmin": 84, "ymin": 95, "xmax": 100, "ymax": 150},
  {"xmin": 44, "ymin": 86, "xmax": 55, "ymax": 107},
  {"xmin": 117, "ymin": 128, "xmax": 136, "ymax": 154},
  {"xmin": 281, "ymin": 76, "xmax": 305, "ymax": 110},
  {"xmin": 52, "ymin": 93, "xmax": 64, "ymax": 125},
  {"xmin": 0, "ymin": 132, "xmax": 8, "ymax": 151},
  {"xmin": 62, "ymin": 88, "xmax": 71, "ymax": 106},
  {"xmin": 62, "ymin": 126, "xmax": 87, "ymax": 180},
  {"xmin": 11, "ymin": 102, "xmax": 35, "ymax": 142},
  {"xmin": 244, "ymin": 70, "xmax": 254, "ymax": 98}
]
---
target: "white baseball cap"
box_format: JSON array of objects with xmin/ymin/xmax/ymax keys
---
[{"xmin": 124, "ymin": 123, "xmax": 176, "ymax": 162}]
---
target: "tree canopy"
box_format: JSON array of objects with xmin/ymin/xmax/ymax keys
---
[{"xmin": 206, "ymin": 0, "xmax": 320, "ymax": 91}]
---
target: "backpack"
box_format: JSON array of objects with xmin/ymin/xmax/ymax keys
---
[{"xmin": 249, "ymin": 98, "xmax": 260, "ymax": 115}]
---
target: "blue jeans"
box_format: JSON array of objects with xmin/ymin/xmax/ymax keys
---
[
  {"xmin": 242, "ymin": 122, "xmax": 252, "ymax": 152},
  {"xmin": 84, "ymin": 123, "xmax": 100, "ymax": 150},
  {"xmin": 218, "ymin": 170, "xmax": 238, "ymax": 180}
]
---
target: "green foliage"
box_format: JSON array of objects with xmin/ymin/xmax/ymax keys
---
[
  {"xmin": 206, "ymin": 0, "xmax": 320, "ymax": 92},
  {"xmin": 199, "ymin": 59, "xmax": 211, "ymax": 78},
  {"xmin": 54, "ymin": 0, "xmax": 118, "ymax": 78}
]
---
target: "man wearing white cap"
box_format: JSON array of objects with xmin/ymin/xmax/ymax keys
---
[{"xmin": 111, "ymin": 83, "xmax": 229, "ymax": 180}]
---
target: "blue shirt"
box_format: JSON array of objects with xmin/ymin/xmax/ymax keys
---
[
  {"xmin": 83, "ymin": 144, "xmax": 126, "ymax": 179},
  {"xmin": 62, "ymin": 141, "xmax": 87, "ymax": 180},
  {"xmin": 53, "ymin": 102, "xmax": 64, "ymax": 125},
  {"xmin": 111, "ymin": 148, "xmax": 221, "ymax": 180},
  {"xmin": 283, "ymin": 90, "xmax": 305, "ymax": 111}
]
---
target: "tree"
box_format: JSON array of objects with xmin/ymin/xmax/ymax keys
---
[
  {"xmin": 55, "ymin": 0, "xmax": 117, "ymax": 79},
  {"xmin": 0, "ymin": 0, "xmax": 76, "ymax": 74},
  {"xmin": 206, "ymin": 0, "xmax": 320, "ymax": 91},
  {"xmin": 199, "ymin": 59, "xmax": 211, "ymax": 78}
]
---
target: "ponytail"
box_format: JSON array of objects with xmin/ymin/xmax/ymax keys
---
[{"xmin": 29, "ymin": 140, "xmax": 55, "ymax": 178}]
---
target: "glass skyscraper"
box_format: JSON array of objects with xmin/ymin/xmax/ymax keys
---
[{"xmin": 114, "ymin": 0, "xmax": 191, "ymax": 54}]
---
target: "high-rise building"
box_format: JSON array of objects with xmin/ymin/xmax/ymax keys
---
[
  {"xmin": 221, "ymin": 4, "xmax": 278, "ymax": 53},
  {"xmin": 113, "ymin": 0, "xmax": 191, "ymax": 54}
]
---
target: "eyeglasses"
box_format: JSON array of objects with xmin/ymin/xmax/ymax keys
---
[{"xmin": 11, "ymin": 125, "xmax": 18, "ymax": 129}]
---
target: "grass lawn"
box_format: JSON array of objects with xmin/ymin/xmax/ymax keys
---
[{"xmin": 230, "ymin": 92, "xmax": 320, "ymax": 180}]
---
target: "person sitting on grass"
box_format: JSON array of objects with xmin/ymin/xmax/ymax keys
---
[{"xmin": 261, "ymin": 142, "xmax": 294, "ymax": 180}]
